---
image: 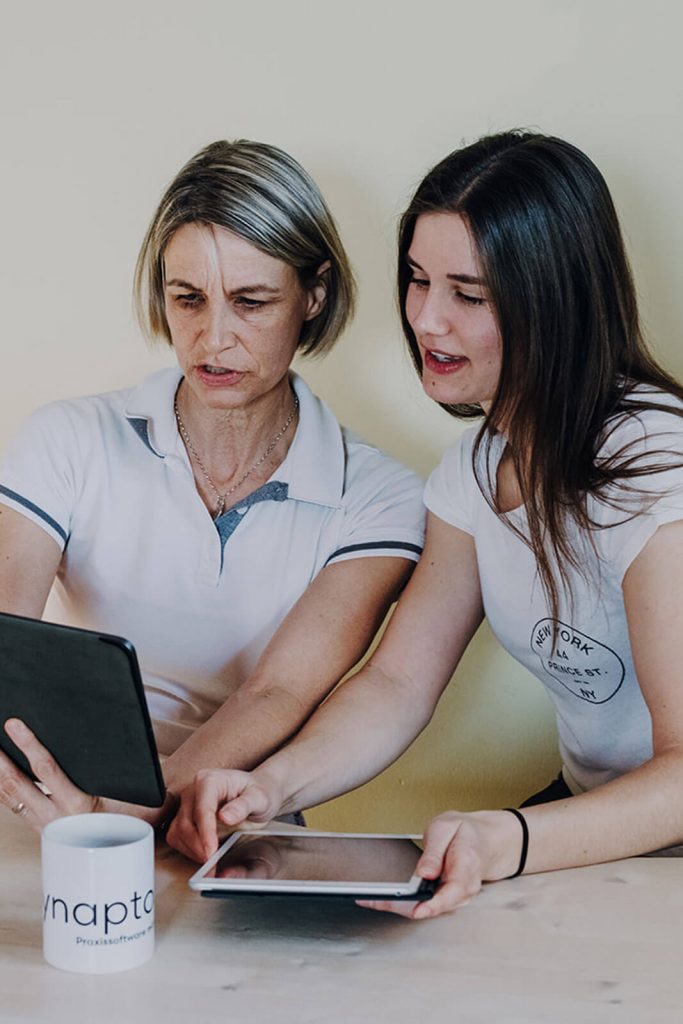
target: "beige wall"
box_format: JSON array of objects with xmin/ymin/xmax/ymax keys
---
[{"xmin": 2, "ymin": 0, "xmax": 681, "ymax": 831}]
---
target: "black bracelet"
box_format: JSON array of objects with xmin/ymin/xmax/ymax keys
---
[{"xmin": 503, "ymin": 808, "xmax": 529, "ymax": 878}]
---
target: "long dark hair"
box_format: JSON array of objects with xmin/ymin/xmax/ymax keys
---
[{"xmin": 398, "ymin": 130, "xmax": 683, "ymax": 614}]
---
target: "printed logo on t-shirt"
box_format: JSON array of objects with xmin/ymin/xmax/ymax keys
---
[{"xmin": 530, "ymin": 618, "xmax": 625, "ymax": 704}]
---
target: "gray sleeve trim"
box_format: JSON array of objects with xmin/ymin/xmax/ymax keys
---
[
  {"xmin": 0, "ymin": 485, "xmax": 68, "ymax": 543},
  {"xmin": 324, "ymin": 540, "xmax": 423, "ymax": 567}
]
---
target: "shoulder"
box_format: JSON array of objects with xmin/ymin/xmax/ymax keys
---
[
  {"xmin": 423, "ymin": 425, "xmax": 485, "ymax": 533},
  {"xmin": 21, "ymin": 380, "xmax": 137, "ymax": 427},
  {"xmin": 599, "ymin": 387, "xmax": 683, "ymax": 460},
  {"xmin": 3, "ymin": 384, "xmax": 134, "ymax": 454},
  {"xmin": 433, "ymin": 425, "xmax": 481, "ymax": 477},
  {"xmin": 289, "ymin": 372, "xmax": 424, "ymax": 515},
  {"xmin": 592, "ymin": 388, "xmax": 683, "ymax": 575},
  {"xmin": 334, "ymin": 427, "xmax": 426, "ymax": 557},
  {"xmin": 311, "ymin": 425, "xmax": 425, "ymax": 563},
  {"xmin": 340, "ymin": 426, "xmax": 424, "ymax": 503},
  {"xmin": 1, "ymin": 370, "xmax": 179, "ymax": 469}
]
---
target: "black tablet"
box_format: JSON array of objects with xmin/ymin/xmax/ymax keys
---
[
  {"xmin": 0, "ymin": 612, "xmax": 165, "ymax": 807},
  {"xmin": 189, "ymin": 829, "xmax": 436, "ymax": 900}
]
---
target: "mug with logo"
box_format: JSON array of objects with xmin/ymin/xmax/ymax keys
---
[{"xmin": 41, "ymin": 813, "xmax": 155, "ymax": 973}]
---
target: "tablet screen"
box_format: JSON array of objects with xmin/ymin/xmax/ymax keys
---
[{"xmin": 207, "ymin": 832, "xmax": 423, "ymax": 885}]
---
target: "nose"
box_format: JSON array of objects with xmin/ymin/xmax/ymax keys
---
[
  {"xmin": 411, "ymin": 287, "xmax": 450, "ymax": 338},
  {"xmin": 202, "ymin": 302, "xmax": 237, "ymax": 353}
]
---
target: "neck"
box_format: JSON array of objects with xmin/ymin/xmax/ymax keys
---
[{"xmin": 175, "ymin": 376, "xmax": 299, "ymax": 493}]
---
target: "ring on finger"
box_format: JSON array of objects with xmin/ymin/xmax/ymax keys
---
[{"xmin": 11, "ymin": 801, "xmax": 28, "ymax": 817}]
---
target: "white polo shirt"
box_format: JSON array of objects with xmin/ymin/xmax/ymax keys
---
[{"xmin": 0, "ymin": 368, "xmax": 425, "ymax": 755}]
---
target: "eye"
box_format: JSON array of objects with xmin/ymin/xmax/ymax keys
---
[
  {"xmin": 455, "ymin": 290, "xmax": 486, "ymax": 307},
  {"xmin": 408, "ymin": 275, "xmax": 429, "ymax": 290},
  {"xmin": 173, "ymin": 292, "xmax": 204, "ymax": 309},
  {"xmin": 235, "ymin": 296, "xmax": 266, "ymax": 309}
]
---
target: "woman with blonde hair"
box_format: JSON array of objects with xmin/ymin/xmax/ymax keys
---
[{"xmin": 0, "ymin": 140, "xmax": 424, "ymax": 836}]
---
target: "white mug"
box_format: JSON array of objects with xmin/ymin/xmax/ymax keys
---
[{"xmin": 41, "ymin": 813, "xmax": 155, "ymax": 973}]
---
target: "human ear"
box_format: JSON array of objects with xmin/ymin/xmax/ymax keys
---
[{"xmin": 303, "ymin": 260, "xmax": 331, "ymax": 321}]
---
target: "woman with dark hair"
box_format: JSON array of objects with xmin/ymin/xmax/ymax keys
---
[
  {"xmin": 0, "ymin": 140, "xmax": 424, "ymax": 838},
  {"xmin": 179, "ymin": 130, "xmax": 683, "ymax": 913}
]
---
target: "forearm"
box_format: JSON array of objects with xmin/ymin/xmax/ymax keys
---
[
  {"xmin": 520, "ymin": 751, "xmax": 683, "ymax": 873},
  {"xmin": 114, "ymin": 686, "xmax": 311, "ymax": 830},
  {"xmin": 161, "ymin": 682, "xmax": 315, "ymax": 795},
  {"xmin": 163, "ymin": 557, "xmax": 419, "ymax": 796},
  {"xmin": 388, "ymin": 749, "xmax": 683, "ymax": 922},
  {"xmin": 250, "ymin": 661, "xmax": 435, "ymax": 816},
  {"xmin": 474, "ymin": 750, "xmax": 683, "ymax": 882},
  {"xmin": 250, "ymin": 520, "xmax": 481, "ymax": 815}
]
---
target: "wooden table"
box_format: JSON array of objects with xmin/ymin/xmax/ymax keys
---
[{"xmin": 1, "ymin": 820, "xmax": 681, "ymax": 1024}]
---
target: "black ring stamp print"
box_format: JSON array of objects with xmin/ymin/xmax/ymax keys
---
[{"xmin": 530, "ymin": 619, "xmax": 625, "ymax": 704}]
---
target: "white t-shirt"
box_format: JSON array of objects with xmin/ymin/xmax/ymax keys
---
[
  {"xmin": 424, "ymin": 394, "xmax": 683, "ymax": 792},
  {"xmin": 0, "ymin": 368, "xmax": 425, "ymax": 756}
]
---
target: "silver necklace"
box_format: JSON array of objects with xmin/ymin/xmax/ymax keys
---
[{"xmin": 174, "ymin": 392, "xmax": 299, "ymax": 520}]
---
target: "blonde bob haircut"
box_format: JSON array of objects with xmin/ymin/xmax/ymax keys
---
[{"xmin": 134, "ymin": 140, "xmax": 356, "ymax": 355}]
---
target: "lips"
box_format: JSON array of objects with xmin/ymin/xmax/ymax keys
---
[
  {"xmin": 423, "ymin": 349, "xmax": 468, "ymax": 375},
  {"xmin": 202, "ymin": 365, "xmax": 234, "ymax": 375},
  {"xmin": 194, "ymin": 364, "xmax": 244, "ymax": 386}
]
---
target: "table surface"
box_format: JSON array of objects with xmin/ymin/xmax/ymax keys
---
[{"xmin": 1, "ymin": 818, "xmax": 682, "ymax": 1024}]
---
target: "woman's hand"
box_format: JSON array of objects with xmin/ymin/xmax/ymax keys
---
[
  {"xmin": 0, "ymin": 718, "xmax": 168, "ymax": 830},
  {"xmin": 166, "ymin": 767, "xmax": 285, "ymax": 863},
  {"xmin": 357, "ymin": 810, "xmax": 525, "ymax": 920},
  {"xmin": 0, "ymin": 718, "xmax": 101, "ymax": 829}
]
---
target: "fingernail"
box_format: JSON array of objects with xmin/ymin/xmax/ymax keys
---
[{"xmin": 5, "ymin": 719, "xmax": 25, "ymax": 735}]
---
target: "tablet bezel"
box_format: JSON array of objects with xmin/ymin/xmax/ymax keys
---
[
  {"xmin": 0, "ymin": 611, "xmax": 165, "ymax": 807},
  {"xmin": 188, "ymin": 829, "xmax": 434, "ymax": 899}
]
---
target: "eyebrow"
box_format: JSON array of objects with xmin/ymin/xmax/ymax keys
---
[
  {"xmin": 165, "ymin": 278, "xmax": 282, "ymax": 296},
  {"xmin": 406, "ymin": 256, "xmax": 485, "ymax": 286}
]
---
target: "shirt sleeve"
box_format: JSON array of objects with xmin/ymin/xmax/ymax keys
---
[
  {"xmin": 323, "ymin": 439, "xmax": 426, "ymax": 567},
  {"xmin": 423, "ymin": 427, "xmax": 479, "ymax": 535},
  {"xmin": 0, "ymin": 401, "xmax": 84, "ymax": 550},
  {"xmin": 595, "ymin": 407, "xmax": 683, "ymax": 581}
]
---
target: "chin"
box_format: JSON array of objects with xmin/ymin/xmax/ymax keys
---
[{"xmin": 422, "ymin": 376, "xmax": 470, "ymax": 407}]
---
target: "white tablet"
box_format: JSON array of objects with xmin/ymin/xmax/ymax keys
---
[{"xmin": 188, "ymin": 829, "xmax": 436, "ymax": 900}]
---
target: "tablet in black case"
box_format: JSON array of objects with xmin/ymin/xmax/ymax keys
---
[{"xmin": 0, "ymin": 612, "xmax": 165, "ymax": 807}]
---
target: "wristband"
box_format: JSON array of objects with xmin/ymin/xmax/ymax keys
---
[{"xmin": 503, "ymin": 808, "xmax": 529, "ymax": 878}]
